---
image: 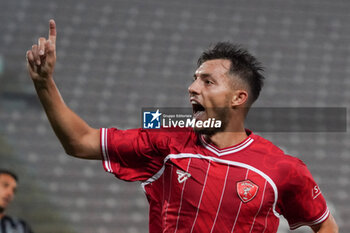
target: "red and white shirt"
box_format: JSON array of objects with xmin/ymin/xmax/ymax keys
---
[{"xmin": 100, "ymin": 127, "xmax": 329, "ymax": 233}]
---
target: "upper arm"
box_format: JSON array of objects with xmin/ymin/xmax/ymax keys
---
[
  {"xmin": 100, "ymin": 128, "xmax": 171, "ymax": 181},
  {"xmin": 68, "ymin": 128, "xmax": 102, "ymax": 160},
  {"xmin": 278, "ymin": 159, "xmax": 329, "ymax": 230},
  {"xmin": 311, "ymin": 214, "xmax": 338, "ymax": 233}
]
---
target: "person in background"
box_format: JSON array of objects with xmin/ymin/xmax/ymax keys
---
[{"xmin": 0, "ymin": 169, "xmax": 33, "ymax": 233}]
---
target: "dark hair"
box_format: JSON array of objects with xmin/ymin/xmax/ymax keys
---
[
  {"xmin": 0, "ymin": 169, "xmax": 18, "ymax": 182},
  {"xmin": 197, "ymin": 42, "xmax": 265, "ymax": 105}
]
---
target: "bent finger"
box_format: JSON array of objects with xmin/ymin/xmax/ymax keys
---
[
  {"xmin": 32, "ymin": 44, "xmax": 41, "ymax": 66},
  {"xmin": 26, "ymin": 50, "xmax": 35, "ymax": 69},
  {"xmin": 38, "ymin": 37, "xmax": 46, "ymax": 56}
]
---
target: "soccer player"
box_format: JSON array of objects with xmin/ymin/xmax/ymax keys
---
[
  {"xmin": 0, "ymin": 170, "xmax": 33, "ymax": 233},
  {"xmin": 26, "ymin": 20, "xmax": 338, "ymax": 233}
]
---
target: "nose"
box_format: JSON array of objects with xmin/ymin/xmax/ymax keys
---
[{"xmin": 188, "ymin": 79, "xmax": 200, "ymax": 96}]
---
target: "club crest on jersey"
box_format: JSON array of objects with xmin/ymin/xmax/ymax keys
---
[
  {"xmin": 176, "ymin": 170, "xmax": 191, "ymax": 183},
  {"xmin": 237, "ymin": 180, "xmax": 259, "ymax": 203}
]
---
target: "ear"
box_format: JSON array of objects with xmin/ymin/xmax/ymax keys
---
[{"xmin": 231, "ymin": 90, "xmax": 249, "ymax": 107}]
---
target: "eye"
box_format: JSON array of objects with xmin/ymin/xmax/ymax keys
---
[{"xmin": 205, "ymin": 80, "xmax": 213, "ymax": 85}]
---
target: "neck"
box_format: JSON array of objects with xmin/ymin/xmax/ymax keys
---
[{"xmin": 204, "ymin": 124, "xmax": 248, "ymax": 149}]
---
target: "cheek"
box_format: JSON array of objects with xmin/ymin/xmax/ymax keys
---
[
  {"xmin": 9, "ymin": 191, "xmax": 15, "ymax": 198},
  {"xmin": 208, "ymin": 93, "xmax": 232, "ymax": 108}
]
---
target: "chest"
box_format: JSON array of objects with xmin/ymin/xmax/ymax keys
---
[{"xmin": 161, "ymin": 156, "xmax": 276, "ymax": 217}]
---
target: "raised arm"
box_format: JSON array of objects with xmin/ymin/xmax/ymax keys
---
[{"xmin": 26, "ymin": 20, "xmax": 101, "ymax": 160}]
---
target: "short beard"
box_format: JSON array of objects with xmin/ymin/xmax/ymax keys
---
[
  {"xmin": 193, "ymin": 126, "xmax": 218, "ymax": 136},
  {"xmin": 0, "ymin": 206, "xmax": 4, "ymax": 213},
  {"xmin": 194, "ymin": 107, "xmax": 230, "ymax": 135}
]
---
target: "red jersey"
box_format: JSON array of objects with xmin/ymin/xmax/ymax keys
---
[{"xmin": 100, "ymin": 127, "xmax": 329, "ymax": 233}]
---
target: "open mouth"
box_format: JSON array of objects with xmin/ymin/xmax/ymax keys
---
[{"xmin": 191, "ymin": 102, "xmax": 206, "ymax": 119}]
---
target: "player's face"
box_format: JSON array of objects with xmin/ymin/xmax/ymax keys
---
[
  {"xmin": 0, "ymin": 174, "xmax": 17, "ymax": 211},
  {"xmin": 189, "ymin": 59, "xmax": 236, "ymax": 131}
]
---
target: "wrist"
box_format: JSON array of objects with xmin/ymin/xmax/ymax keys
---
[{"xmin": 33, "ymin": 76, "xmax": 55, "ymax": 91}]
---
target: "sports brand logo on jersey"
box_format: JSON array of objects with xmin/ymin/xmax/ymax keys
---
[
  {"xmin": 176, "ymin": 169, "xmax": 191, "ymax": 183},
  {"xmin": 312, "ymin": 185, "xmax": 322, "ymax": 199},
  {"xmin": 237, "ymin": 180, "xmax": 259, "ymax": 203},
  {"xmin": 143, "ymin": 109, "xmax": 162, "ymax": 129}
]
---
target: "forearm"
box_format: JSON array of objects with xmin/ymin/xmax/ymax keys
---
[
  {"xmin": 27, "ymin": 20, "xmax": 101, "ymax": 159},
  {"xmin": 34, "ymin": 77, "xmax": 99, "ymax": 158}
]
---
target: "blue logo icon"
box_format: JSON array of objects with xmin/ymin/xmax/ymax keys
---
[{"xmin": 143, "ymin": 109, "xmax": 162, "ymax": 129}]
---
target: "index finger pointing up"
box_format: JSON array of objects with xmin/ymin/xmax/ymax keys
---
[{"xmin": 48, "ymin": 19, "xmax": 56, "ymax": 45}]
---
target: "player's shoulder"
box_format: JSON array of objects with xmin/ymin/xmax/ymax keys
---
[
  {"xmin": 252, "ymin": 132, "xmax": 304, "ymax": 166},
  {"xmin": 251, "ymin": 133, "xmax": 312, "ymax": 185}
]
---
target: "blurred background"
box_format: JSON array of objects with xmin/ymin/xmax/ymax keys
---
[{"xmin": 0, "ymin": 0, "xmax": 349, "ymax": 232}]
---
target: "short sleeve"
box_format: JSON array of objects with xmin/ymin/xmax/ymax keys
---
[
  {"xmin": 100, "ymin": 128, "xmax": 170, "ymax": 181},
  {"xmin": 278, "ymin": 159, "xmax": 329, "ymax": 230}
]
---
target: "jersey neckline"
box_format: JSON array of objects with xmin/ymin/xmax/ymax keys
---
[{"xmin": 199, "ymin": 129, "xmax": 255, "ymax": 156}]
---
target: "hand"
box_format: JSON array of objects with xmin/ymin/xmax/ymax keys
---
[{"xmin": 26, "ymin": 19, "xmax": 57, "ymax": 82}]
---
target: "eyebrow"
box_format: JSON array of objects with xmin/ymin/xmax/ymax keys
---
[{"xmin": 193, "ymin": 73, "xmax": 212, "ymax": 79}]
